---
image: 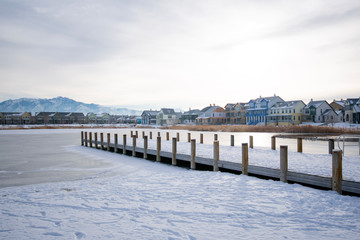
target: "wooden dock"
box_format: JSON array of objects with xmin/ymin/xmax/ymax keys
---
[{"xmin": 81, "ymin": 131, "xmax": 360, "ymax": 196}]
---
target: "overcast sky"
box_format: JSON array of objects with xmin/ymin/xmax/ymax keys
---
[{"xmin": 0, "ymin": 0, "xmax": 359, "ymax": 110}]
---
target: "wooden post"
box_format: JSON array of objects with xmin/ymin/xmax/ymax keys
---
[
  {"xmin": 230, "ymin": 135, "xmax": 234, "ymax": 147},
  {"xmin": 187, "ymin": 133, "xmax": 191, "ymax": 143},
  {"xmin": 271, "ymin": 136, "xmax": 276, "ymax": 150},
  {"xmin": 94, "ymin": 133, "xmax": 98, "ymax": 149},
  {"xmin": 143, "ymin": 136, "xmax": 148, "ymax": 159},
  {"xmin": 158, "ymin": 132, "xmax": 161, "ymax": 137},
  {"xmin": 191, "ymin": 139, "xmax": 196, "ymax": 170},
  {"xmin": 280, "ymin": 145, "xmax": 288, "ymax": 183},
  {"xmin": 200, "ymin": 133, "xmax": 203, "ymax": 144},
  {"xmin": 142, "ymin": 131, "xmax": 145, "ymax": 138},
  {"xmin": 81, "ymin": 131, "xmax": 84, "ymax": 146},
  {"xmin": 172, "ymin": 137, "xmax": 177, "ymax": 166},
  {"xmin": 297, "ymin": 138, "xmax": 303, "ymax": 153},
  {"xmin": 177, "ymin": 132, "xmax": 180, "ymax": 142},
  {"xmin": 166, "ymin": 132, "xmax": 169, "ymax": 141},
  {"xmin": 214, "ymin": 134, "xmax": 218, "ymax": 141},
  {"xmin": 156, "ymin": 136, "xmax": 161, "ymax": 162},
  {"xmin": 150, "ymin": 131, "xmax": 152, "ymax": 139},
  {"xmin": 122, "ymin": 134, "xmax": 127, "ymax": 155},
  {"xmin": 132, "ymin": 135, "xmax": 136, "ymax": 157},
  {"xmin": 130, "ymin": 130, "xmax": 133, "ymax": 137},
  {"xmin": 114, "ymin": 134, "xmax": 118, "ymax": 153},
  {"xmin": 329, "ymin": 139, "xmax": 335, "ymax": 154},
  {"xmin": 89, "ymin": 132, "xmax": 92, "ymax": 148},
  {"xmin": 249, "ymin": 135, "xmax": 253, "ymax": 149},
  {"xmin": 332, "ymin": 150, "xmax": 342, "ymax": 194},
  {"xmin": 107, "ymin": 133, "xmax": 110, "ymax": 151},
  {"xmin": 213, "ymin": 140, "xmax": 219, "ymax": 172},
  {"xmin": 100, "ymin": 133, "xmax": 104, "ymax": 150},
  {"xmin": 242, "ymin": 143, "xmax": 248, "ymax": 175},
  {"xmin": 135, "ymin": 131, "xmax": 138, "ymax": 138},
  {"xmin": 84, "ymin": 132, "xmax": 88, "ymax": 147}
]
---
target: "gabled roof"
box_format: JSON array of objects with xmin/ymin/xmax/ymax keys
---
[
  {"xmin": 305, "ymin": 100, "xmax": 328, "ymax": 109},
  {"xmin": 141, "ymin": 110, "xmax": 160, "ymax": 117},
  {"xmin": 160, "ymin": 108, "xmax": 176, "ymax": 115},
  {"xmin": 183, "ymin": 109, "xmax": 200, "ymax": 115},
  {"xmin": 272, "ymin": 100, "xmax": 305, "ymax": 109}
]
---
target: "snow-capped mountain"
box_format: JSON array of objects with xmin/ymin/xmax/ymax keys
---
[{"xmin": 0, "ymin": 97, "xmax": 142, "ymax": 115}]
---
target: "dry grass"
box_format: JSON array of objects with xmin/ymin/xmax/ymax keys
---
[{"xmin": 164, "ymin": 125, "xmax": 360, "ymax": 135}]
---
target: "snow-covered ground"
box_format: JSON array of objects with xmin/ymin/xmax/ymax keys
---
[{"xmin": 1, "ymin": 129, "xmax": 360, "ymax": 239}]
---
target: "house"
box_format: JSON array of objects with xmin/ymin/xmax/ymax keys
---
[
  {"xmin": 224, "ymin": 103, "xmax": 247, "ymax": 124},
  {"xmin": 35, "ymin": 112, "xmax": 55, "ymax": 124},
  {"xmin": 267, "ymin": 100, "xmax": 306, "ymax": 126},
  {"xmin": 180, "ymin": 109, "xmax": 200, "ymax": 124},
  {"xmin": 246, "ymin": 95, "xmax": 284, "ymax": 125},
  {"xmin": 86, "ymin": 113, "xmax": 111, "ymax": 124},
  {"xmin": 141, "ymin": 110, "xmax": 160, "ymax": 125},
  {"xmin": 344, "ymin": 98, "xmax": 360, "ymax": 124},
  {"xmin": 66, "ymin": 112, "xmax": 85, "ymax": 124},
  {"xmin": 196, "ymin": 105, "xmax": 226, "ymax": 125},
  {"xmin": 1, "ymin": 112, "xmax": 32, "ymax": 125},
  {"xmin": 303, "ymin": 100, "xmax": 339, "ymax": 124},
  {"xmin": 156, "ymin": 108, "xmax": 178, "ymax": 126}
]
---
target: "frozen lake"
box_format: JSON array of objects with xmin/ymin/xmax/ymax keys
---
[{"xmin": 1, "ymin": 128, "xmax": 359, "ymax": 188}]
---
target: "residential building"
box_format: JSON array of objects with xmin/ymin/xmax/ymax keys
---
[
  {"xmin": 303, "ymin": 100, "xmax": 338, "ymax": 124},
  {"xmin": 141, "ymin": 110, "xmax": 160, "ymax": 125},
  {"xmin": 344, "ymin": 98, "xmax": 360, "ymax": 124},
  {"xmin": 1, "ymin": 112, "xmax": 31, "ymax": 125},
  {"xmin": 196, "ymin": 105, "xmax": 226, "ymax": 125},
  {"xmin": 267, "ymin": 100, "xmax": 306, "ymax": 126},
  {"xmin": 86, "ymin": 113, "xmax": 110, "ymax": 124},
  {"xmin": 246, "ymin": 95, "xmax": 284, "ymax": 125},
  {"xmin": 156, "ymin": 108, "xmax": 178, "ymax": 126},
  {"xmin": 180, "ymin": 109, "xmax": 200, "ymax": 124},
  {"xmin": 224, "ymin": 103, "xmax": 247, "ymax": 124}
]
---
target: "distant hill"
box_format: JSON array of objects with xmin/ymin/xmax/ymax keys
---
[{"xmin": 0, "ymin": 97, "xmax": 142, "ymax": 115}]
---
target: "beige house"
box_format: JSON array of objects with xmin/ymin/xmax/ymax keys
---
[
  {"xmin": 156, "ymin": 108, "xmax": 178, "ymax": 126},
  {"xmin": 268, "ymin": 100, "xmax": 306, "ymax": 126}
]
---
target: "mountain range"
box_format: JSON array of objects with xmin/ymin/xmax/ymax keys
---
[{"xmin": 0, "ymin": 97, "xmax": 142, "ymax": 115}]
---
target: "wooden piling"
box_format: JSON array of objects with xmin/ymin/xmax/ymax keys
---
[
  {"xmin": 89, "ymin": 132, "xmax": 92, "ymax": 148},
  {"xmin": 187, "ymin": 133, "xmax": 191, "ymax": 143},
  {"xmin": 158, "ymin": 132, "xmax": 161, "ymax": 137},
  {"xmin": 242, "ymin": 143, "xmax": 248, "ymax": 175},
  {"xmin": 271, "ymin": 136, "xmax": 276, "ymax": 150},
  {"xmin": 142, "ymin": 131, "xmax": 145, "ymax": 138},
  {"xmin": 249, "ymin": 136, "xmax": 253, "ymax": 149},
  {"xmin": 214, "ymin": 134, "xmax": 218, "ymax": 141},
  {"xmin": 332, "ymin": 150, "xmax": 342, "ymax": 194},
  {"xmin": 114, "ymin": 134, "xmax": 118, "ymax": 153},
  {"xmin": 172, "ymin": 137, "xmax": 177, "ymax": 166},
  {"xmin": 107, "ymin": 133, "xmax": 110, "ymax": 151},
  {"xmin": 280, "ymin": 145, "xmax": 288, "ymax": 183},
  {"xmin": 135, "ymin": 131, "xmax": 138, "ymax": 138},
  {"xmin": 94, "ymin": 133, "xmax": 98, "ymax": 149},
  {"xmin": 166, "ymin": 132, "xmax": 169, "ymax": 141},
  {"xmin": 84, "ymin": 132, "xmax": 88, "ymax": 147},
  {"xmin": 213, "ymin": 140, "xmax": 219, "ymax": 172},
  {"xmin": 122, "ymin": 134, "xmax": 126, "ymax": 155},
  {"xmin": 132, "ymin": 135, "xmax": 136, "ymax": 157},
  {"xmin": 150, "ymin": 132, "xmax": 152, "ymax": 139},
  {"xmin": 230, "ymin": 135, "xmax": 234, "ymax": 147},
  {"xmin": 143, "ymin": 136, "xmax": 148, "ymax": 159},
  {"xmin": 177, "ymin": 132, "xmax": 180, "ymax": 142},
  {"xmin": 130, "ymin": 130, "xmax": 133, "ymax": 137},
  {"xmin": 329, "ymin": 139, "xmax": 335, "ymax": 154},
  {"xmin": 200, "ymin": 134, "xmax": 204, "ymax": 144},
  {"xmin": 81, "ymin": 131, "xmax": 84, "ymax": 146},
  {"xmin": 156, "ymin": 136, "xmax": 161, "ymax": 162},
  {"xmin": 297, "ymin": 138, "xmax": 303, "ymax": 153},
  {"xmin": 191, "ymin": 139, "xmax": 196, "ymax": 170},
  {"xmin": 100, "ymin": 133, "xmax": 104, "ymax": 150}
]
